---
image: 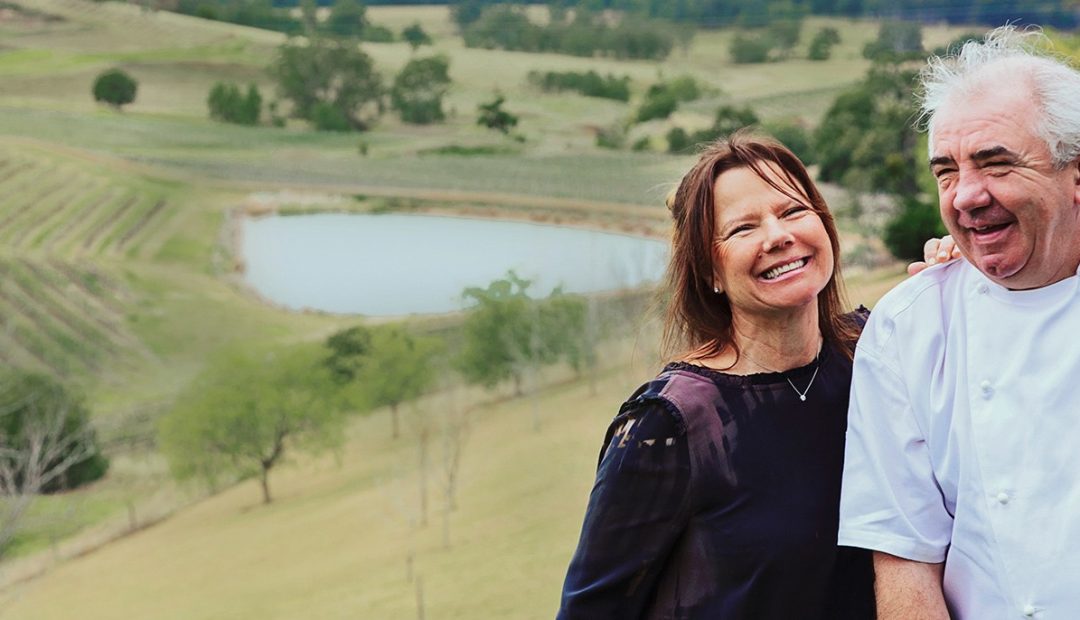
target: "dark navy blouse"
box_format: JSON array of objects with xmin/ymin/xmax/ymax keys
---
[{"xmin": 558, "ymin": 340, "xmax": 875, "ymax": 619}]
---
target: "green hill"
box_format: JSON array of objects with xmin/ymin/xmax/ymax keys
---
[{"xmin": 0, "ymin": 1, "xmax": 952, "ymax": 615}]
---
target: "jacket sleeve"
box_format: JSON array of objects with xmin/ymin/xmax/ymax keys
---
[{"xmin": 557, "ymin": 398, "xmax": 692, "ymax": 619}]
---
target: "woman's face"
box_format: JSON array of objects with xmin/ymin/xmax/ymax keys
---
[{"xmin": 710, "ymin": 164, "xmax": 834, "ymax": 321}]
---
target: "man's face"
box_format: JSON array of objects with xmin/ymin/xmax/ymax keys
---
[{"xmin": 930, "ymin": 87, "xmax": 1080, "ymax": 289}]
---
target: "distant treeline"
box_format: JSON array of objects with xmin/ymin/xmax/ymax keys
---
[{"xmin": 439, "ymin": 0, "xmax": 1079, "ymax": 29}]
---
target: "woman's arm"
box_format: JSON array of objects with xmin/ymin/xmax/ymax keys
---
[{"xmin": 557, "ymin": 400, "xmax": 692, "ymax": 619}]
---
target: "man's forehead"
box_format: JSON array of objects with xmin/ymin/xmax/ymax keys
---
[{"xmin": 930, "ymin": 96, "xmax": 1040, "ymax": 161}]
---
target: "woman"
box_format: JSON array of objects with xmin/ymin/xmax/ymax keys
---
[{"xmin": 557, "ymin": 133, "xmax": 877, "ymax": 619}]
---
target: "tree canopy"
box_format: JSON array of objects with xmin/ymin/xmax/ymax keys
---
[
  {"xmin": 391, "ymin": 55, "xmax": 452, "ymax": 124},
  {"xmin": 158, "ymin": 345, "xmax": 343, "ymax": 504},
  {"xmin": 270, "ymin": 38, "xmax": 385, "ymax": 131},
  {"xmin": 92, "ymin": 69, "xmax": 137, "ymax": 109}
]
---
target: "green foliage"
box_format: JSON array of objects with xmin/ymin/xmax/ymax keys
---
[
  {"xmin": 92, "ymin": 69, "xmax": 137, "ymax": 109},
  {"xmin": 270, "ymin": 38, "xmax": 384, "ymax": 131},
  {"xmin": 0, "ymin": 370, "xmax": 108, "ymax": 494},
  {"xmin": 808, "ymin": 26, "xmax": 840, "ymax": 60},
  {"xmin": 324, "ymin": 324, "xmax": 441, "ymax": 437},
  {"xmin": 391, "ymin": 55, "xmax": 452, "ymax": 124},
  {"xmin": 814, "ymin": 66, "xmax": 920, "ymax": 195},
  {"xmin": 635, "ymin": 76, "xmax": 703, "ymax": 124},
  {"xmin": 325, "ymin": 0, "xmax": 367, "ymax": 37},
  {"xmin": 461, "ymin": 5, "xmax": 675, "ymax": 60},
  {"xmin": 767, "ymin": 19, "xmax": 802, "ymax": 57},
  {"xmin": 174, "ymin": 0, "xmax": 303, "ymax": 35},
  {"xmin": 863, "ymin": 20, "xmax": 923, "ymax": 62},
  {"xmin": 884, "ymin": 198, "xmax": 947, "ymax": 261},
  {"xmin": 635, "ymin": 90, "xmax": 677, "ymax": 122},
  {"xmin": 595, "ymin": 124, "xmax": 625, "ymax": 149},
  {"xmin": 207, "ymin": 82, "xmax": 262, "ymax": 126},
  {"xmin": 456, "ymin": 272, "xmax": 589, "ymax": 395},
  {"xmin": 666, "ymin": 126, "xmax": 692, "ymax": 153},
  {"xmin": 729, "ymin": 33, "xmax": 773, "ymax": 64},
  {"xmin": 631, "ymin": 136, "xmax": 651, "ymax": 151},
  {"xmin": 401, "ymin": 22, "xmax": 433, "ymax": 50},
  {"xmin": 158, "ymin": 345, "xmax": 344, "ymax": 503},
  {"xmin": 476, "ymin": 94, "xmax": 518, "ymax": 134},
  {"xmin": 527, "ymin": 70, "xmax": 631, "ymax": 101},
  {"xmin": 763, "ymin": 120, "xmax": 814, "ymax": 165}
]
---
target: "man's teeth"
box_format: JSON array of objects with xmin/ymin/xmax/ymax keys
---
[{"xmin": 763, "ymin": 259, "xmax": 807, "ymax": 280}]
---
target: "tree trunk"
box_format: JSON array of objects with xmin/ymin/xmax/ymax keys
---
[
  {"xmin": 260, "ymin": 465, "xmax": 272, "ymax": 504},
  {"xmin": 418, "ymin": 427, "xmax": 429, "ymax": 527},
  {"xmin": 391, "ymin": 403, "xmax": 400, "ymax": 440}
]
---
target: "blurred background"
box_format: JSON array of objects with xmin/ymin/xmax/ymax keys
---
[{"xmin": 0, "ymin": 0, "xmax": 1074, "ymax": 617}]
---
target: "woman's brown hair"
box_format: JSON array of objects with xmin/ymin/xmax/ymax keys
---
[{"xmin": 661, "ymin": 130, "xmax": 859, "ymax": 363}]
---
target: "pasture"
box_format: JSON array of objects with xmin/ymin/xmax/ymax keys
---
[{"xmin": 0, "ymin": 1, "xmax": 959, "ymax": 616}]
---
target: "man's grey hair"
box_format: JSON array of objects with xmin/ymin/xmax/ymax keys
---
[{"xmin": 920, "ymin": 25, "xmax": 1080, "ymax": 168}]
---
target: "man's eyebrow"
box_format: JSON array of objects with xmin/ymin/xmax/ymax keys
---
[
  {"xmin": 929, "ymin": 155, "xmax": 955, "ymax": 169},
  {"xmin": 971, "ymin": 145, "xmax": 1016, "ymax": 162}
]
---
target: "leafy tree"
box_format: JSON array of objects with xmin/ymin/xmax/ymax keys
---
[
  {"xmin": 666, "ymin": 126, "xmax": 692, "ymax": 153},
  {"xmin": 635, "ymin": 89, "xmax": 678, "ymax": 123},
  {"xmin": 391, "ymin": 55, "xmax": 451, "ymax": 124},
  {"xmin": 808, "ymin": 26, "xmax": 840, "ymax": 60},
  {"xmin": 456, "ymin": 272, "xmax": 589, "ymax": 397},
  {"xmin": 401, "ymin": 22, "xmax": 432, "ymax": 50},
  {"xmin": 476, "ymin": 94, "xmax": 518, "ymax": 134},
  {"xmin": 325, "ymin": 325, "xmax": 441, "ymax": 439},
  {"xmin": 0, "ymin": 370, "xmax": 108, "ymax": 558},
  {"xmin": 814, "ymin": 66, "xmax": 920, "ymax": 195},
  {"xmin": 884, "ymin": 197, "xmax": 947, "ymax": 261},
  {"xmin": 158, "ymin": 346, "xmax": 343, "ymax": 504},
  {"xmin": 325, "ymin": 0, "xmax": 367, "ymax": 37},
  {"xmin": 92, "ymin": 69, "xmax": 137, "ymax": 109},
  {"xmin": 270, "ymin": 38, "xmax": 384, "ymax": 131},
  {"xmin": 207, "ymin": 82, "xmax": 262, "ymax": 125},
  {"xmin": 763, "ymin": 119, "xmax": 814, "ymax": 165},
  {"xmin": 730, "ymin": 33, "xmax": 773, "ymax": 63}
]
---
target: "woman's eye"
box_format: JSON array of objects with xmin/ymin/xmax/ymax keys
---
[
  {"xmin": 727, "ymin": 225, "xmax": 753, "ymax": 237},
  {"xmin": 783, "ymin": 206, "xmax": 809, "ymax": 218}
]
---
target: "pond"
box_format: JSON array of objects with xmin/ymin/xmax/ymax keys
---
[{"xmin": 240, "ymin": 213, "xmax": 669, "ymax": 316}]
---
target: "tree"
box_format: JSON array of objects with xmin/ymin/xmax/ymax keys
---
[
  {"xmin": 325, "ymin": 324, "xmax": 440, "ymax": 439},
  {"xmin": 808, "ymin": 26, "xmax": 840, "ymax": 60},
  {"xmin": 884, "ymin": 197, "xmax": 948, "ymax": 261},
  {"xmin": 391, "ymin": 55, "xmax": 451, "ymax": 124},
  {"xmin": 325, "ymin": 0, "xmax": 367, "ymax": 37},
  {"xmin": 270, "ymin": 38, "xmax": 384, "ymax": 131},
  {"xmin": 0, "ymin": 371, "xmax": 108, "ymax": 558},
  {"xmin": 456, "ymin": 272, "xmax": 589, "ymax": 399},
  {"xmin": 92, "ymin": 69, "xmax": 137, "ymax": 110},
  {"xmin": 159, "ymin": 346, "xmax": 343, "ymax": 504},
  {"xmin": 863, "ymin": 20, "xmax": 923, "ymax": 61},
  {"xmin": 730, "ymin": 33, "xmax": 773, "ymax": 63},
  {"xmin": 401, "ymin": 22, "xmax": 432, "ymax": 51},
  {"xmin": 207, "ymin": 82, "xmax": 262, "ymax": 125},
  {"xmin": 476, "ymin": 94, "xmax": 518, "ymax": 134}
]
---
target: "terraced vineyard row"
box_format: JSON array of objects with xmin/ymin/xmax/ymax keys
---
[
  {"xmin": 0, "ymin": 152, "xmax": 176, "ymax": 260},
  {"xmin": 0, "ymin": 256, "xmax": 154, "ymax": 377},
  {"xmin": 0, "ymin": 147, "xmax": 168, "ymax": 378}
]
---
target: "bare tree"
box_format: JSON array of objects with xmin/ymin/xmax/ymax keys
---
[
  {"xmin": 437, "ymin": 383, "xmax": 470, "ymax": 548},
  {"xmin": 0, "ymin": 373, "xmax": 102, "ymax": 558}
]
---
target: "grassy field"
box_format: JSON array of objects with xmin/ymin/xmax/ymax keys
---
[{"xmin": 0, "ymin": 0, "xmax": 950, "ymax": 615}]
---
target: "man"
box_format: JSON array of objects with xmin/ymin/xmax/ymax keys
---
[{"xmin": 839, "ymin": 26, "xmax": 1080, "ymax": 619}]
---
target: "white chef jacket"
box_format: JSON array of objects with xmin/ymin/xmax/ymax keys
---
[{"xmin": 839, "ymin": 260, "xmax": 1080, "ymax": 620}]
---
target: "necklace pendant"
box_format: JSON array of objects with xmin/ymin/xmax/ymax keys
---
[{"xmin": 799, "ymin": 395, "xmax": 806, "ymax": 402}]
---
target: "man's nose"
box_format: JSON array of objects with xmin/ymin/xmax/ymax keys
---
[{"xmin": 951, "ymin": 170, "xmax": 991, "ymax": 212}]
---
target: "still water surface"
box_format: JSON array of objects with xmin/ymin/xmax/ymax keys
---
[{"xmin": 241, "ymin": 213, "xmax": 668, "ymax": 315}]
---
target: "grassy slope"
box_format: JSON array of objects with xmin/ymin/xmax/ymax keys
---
[{"xmin": 0, "ymin": 0, "xmax": 949, "ymax": 613}]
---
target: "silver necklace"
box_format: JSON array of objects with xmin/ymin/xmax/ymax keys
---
[{"xmin": 741, "ymin": 345, "xmax": 821, "ymax": 403}]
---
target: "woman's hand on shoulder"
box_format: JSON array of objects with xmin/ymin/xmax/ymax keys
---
[{"xmin": 906, "ymin": 235, "xmax": 962, "ymax": 276}]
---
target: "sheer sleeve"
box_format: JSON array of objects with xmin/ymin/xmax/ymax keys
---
[{"xmin": 558, "ymin": 398, "xmax": 693, "ymax": 619}]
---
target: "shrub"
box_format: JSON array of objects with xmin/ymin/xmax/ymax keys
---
[
  {"xmin": 884, "ymin": 198, "xmax": 947, "ymax": 261},
  {"xmin": 477, "ymin": 94, "xmax": 518, "ymax": 134},
  {"xmin": 808, "ymin": 27, "xmax": 840, "ymax": 61},
  {"xmin": 666, "ymin": 126, "xmax": 692, "ymax": 153},
  {"xmin": 730, "ymin": 33, "xmax": 773, "ymax": 64},
  {"xmin": 636, "ymin": 89, "xmax": 678, "ymax": 123},
  {"xmin": 391, "ymin": 55, "xmax": 451, "ymax": 124},
  {"xmin": 311, "ymin": 102, "xmax": 351, "ymax": 132},
  {"xmin": 207, "ymin": 82, "xmax": 262, "ymax": 125},
  {"xmin": 763, "ymin": 120, "xmax": 814, "ymax": 165},
  {"xmin": 92, "ymin": 69, "xmax": 137, "ymax": 109}
]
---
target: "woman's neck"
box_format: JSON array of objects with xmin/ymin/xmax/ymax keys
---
[{"xmin": 691, "ymin": 304, "xmax": 822, "ymax": 374}]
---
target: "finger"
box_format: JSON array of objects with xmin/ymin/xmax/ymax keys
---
[
  {"xmin": 908, "ymin": 261, "xmax": 929, "ymax": 276},
  {"xmin": 937, "ymin": 234, "xmax": 956, "ymax": 261},
  {"xmin": 923, "ymin": 238, "xmax": 940, "ymax": 263}
]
